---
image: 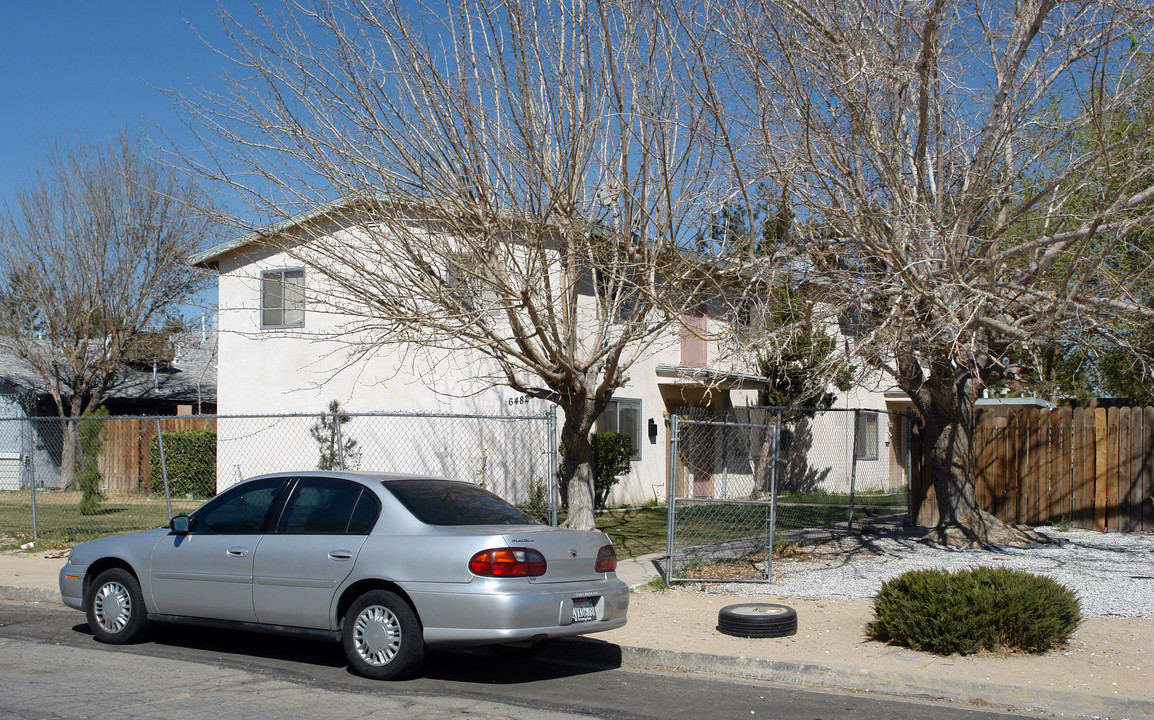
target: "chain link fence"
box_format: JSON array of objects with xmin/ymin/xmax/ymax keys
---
[
  {"xmin": 0, "ymin": 408, "xmax": 557, "ymax": 547},
  {"xmin": 666, "ymin": 407, "xmax": 912, "ymax": 583}
]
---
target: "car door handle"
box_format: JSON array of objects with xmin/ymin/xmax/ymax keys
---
[
  {"xmin": 227, "ymin": 547, "xmax": 250, "ymax": 558},
  {"xmin": 328, "ymin": 551, "xmax": 353, "ymax": 561}
]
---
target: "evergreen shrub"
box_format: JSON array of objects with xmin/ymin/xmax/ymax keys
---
[
  {"xmin": 77, "ymin": 408, "xmax": 109, "ymax": 516},
  {"xmin": 867, "ymin": 567, "xmax": 1082, "ymax": 655},
  {"xmin": 149, "ymin": 430, "xmax": 217, "ymax": 499},
  {"xmin": 518, "ymin": 477, "xmax": 550, "ymax": 523}
]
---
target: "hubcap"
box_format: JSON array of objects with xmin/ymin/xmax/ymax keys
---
[
  {"xmin": 352, "ymin": 605, "xmax": 402, "ymax": 666},
  {"xmin": 733, "ymin": 605, "xmax": 788, "ymax": 617},
  {"xmin": 94, "ymin": 581, "xmax": 132, "ymax": 633}
]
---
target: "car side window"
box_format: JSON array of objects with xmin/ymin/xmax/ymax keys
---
[
  {"xmin": 276, "ymin": 478, "xmax": 380, "ymax": 534},
  {"xmin": 347, "ymin": 490, "xmax": 380, "ymax": 534},
  {"xmin": 191, "ymin": 479, "xmax": 284, "ymax": 534}
]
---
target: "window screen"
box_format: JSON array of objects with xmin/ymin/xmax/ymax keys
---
[
  {"xmin": 261, "ymin": 269, "xmax": 305, "ymax": 328},
  {"xmin": 597, "ymin": 398, "xmax": 642, "ymax": 460},
  {"xmin": 855, "ymin": 411, "xmax": 879, "ymax": 461}
]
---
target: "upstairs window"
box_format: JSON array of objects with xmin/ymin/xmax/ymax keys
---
[
  {"xmin": 594, "ymin": 267, "xmax": 639, "ymax": 322},
  {"xmin": 261, "ymin": 269, "xmax": 305, "ymax": 329},
  {"xmin": 446, "ymin": 253, "xmax": 501, "ymax": 317}
]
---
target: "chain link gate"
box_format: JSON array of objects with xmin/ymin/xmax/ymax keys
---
[
  {"xmin": 666, "ymin": 413, "xmax": 778, "ymax": 583},
  {"xmin": 666, "ymin": 408, "xmax": 913, "ymax": 584}
]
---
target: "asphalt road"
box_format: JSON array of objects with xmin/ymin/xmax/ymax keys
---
[{"xmin": 0, "ymin": 600, "xmax": 1040, "ymax": 720}]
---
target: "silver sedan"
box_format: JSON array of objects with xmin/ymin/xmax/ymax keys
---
[{"xmin": 59, "ymin": 471, "xmax": 629, "ymax": 679}]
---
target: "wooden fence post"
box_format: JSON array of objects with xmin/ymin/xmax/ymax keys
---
[{"xmin": 1094, "ymin": 408, "xmax": 1108, "ymax": 532}]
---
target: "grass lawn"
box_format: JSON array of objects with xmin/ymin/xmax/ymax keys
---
[
  {"xmin": 0, "ymin": 490, "xmax": 201, "ymax": 549},
  {"xmin": 594, "ymin": 507, "xmax": 668, "ymax": 559},
  {"xmin": 777, "ymin": 488, "xmax": 908, "ymax": 507},
  {"xmin": 2, "ymin": 488, "xmax": 905, "ymax": 558}
]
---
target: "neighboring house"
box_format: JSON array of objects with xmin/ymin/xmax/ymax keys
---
[
  {"xmin": 191, "ymin": 201, "xmax": 903, "ymax": 505},
  {"xmin": 0, "ymin": 333, "xmax": 217, "ymax": 490}
]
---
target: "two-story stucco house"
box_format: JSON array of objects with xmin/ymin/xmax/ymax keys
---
[{"xmin": 191, "ymin": 198, "xmax": 902, "ymax": 505}]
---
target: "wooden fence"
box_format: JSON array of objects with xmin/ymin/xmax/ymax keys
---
[
  {"xmin": 98, "ymin": 416, "xmax": 217, "ymax": 493},
  {"xmin": 911, "ymin": 405, "xmax": 1154, "ymax": 532}
]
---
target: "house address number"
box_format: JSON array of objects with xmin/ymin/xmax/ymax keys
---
[{"xmin": 507, "ymin": 395, "xmax": 531, "ymax": 407}]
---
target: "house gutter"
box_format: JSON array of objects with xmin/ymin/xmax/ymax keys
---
[{"xmin": 654, "ymin": 365, "xmax": 770, "ymax": 389}]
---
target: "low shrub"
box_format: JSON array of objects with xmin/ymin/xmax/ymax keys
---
[
  {"xmin": 867, "ymin": 567, "xmax": 1082, "ymax": 655},
  {"xmin": 149, "ymin": 430, "xmax": 217, "ymax": 499},
  {"xmin": 518, "ymin": 477, "xmax": 550, "ymax": 523}
]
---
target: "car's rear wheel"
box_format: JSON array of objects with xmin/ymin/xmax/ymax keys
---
[
  {"xmin": 342, "ymin": 590, "xmax": 425, "ymax": 680},
  {"xmin": 86, "ymin": 568, "xmax": 151, "ymax": 644}
]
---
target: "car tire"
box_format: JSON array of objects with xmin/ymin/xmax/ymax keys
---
[
  {"xmin": 85, "ymin": 568, "xmax": 151, "ymax": 644},
  {"xmin": 717, "ymin": 603, "xmax": 797, "ymax": 638},
  {"xmin": 489, "ymin": 639, "xmax": 553, "ymax": 660},
  {"xmin": 342, "ymin": 590, "xmax": 426, "ymax": 680}
]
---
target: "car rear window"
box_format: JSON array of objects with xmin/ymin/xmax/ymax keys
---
[{"xmin": 384, "ymin": 479, "xmax": 539, "ymax": 526}]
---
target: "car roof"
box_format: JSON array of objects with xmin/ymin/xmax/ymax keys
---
[{"xmin": 243, "ymin": 470, "xmax": 464, "ymax": 485}]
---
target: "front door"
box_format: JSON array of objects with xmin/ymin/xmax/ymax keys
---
[{"xmin": 149, "ymin": 478, "xmax": 286, "ymax": 622}]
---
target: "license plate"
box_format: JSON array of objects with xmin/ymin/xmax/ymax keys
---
[{"xmin": 571, "ymin": 597, "xmax": 598, "ymax": 623}]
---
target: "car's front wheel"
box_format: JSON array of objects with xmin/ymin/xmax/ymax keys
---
[
  {"xmin": 342, "ymin": 590, "xmax": 425, "ymax": 680},
  {"xmin": 85, "ymin": 568, "xmax": 151, "ymax": 644}
]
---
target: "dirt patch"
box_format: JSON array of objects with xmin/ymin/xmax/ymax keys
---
[{"xmin": 681, "ymin": 542, "xmax": 820, "ymax": 581}]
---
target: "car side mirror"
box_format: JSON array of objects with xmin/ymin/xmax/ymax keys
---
[{"xmin": 171, "ymin": 515, "xmax": 190, "ymax": 534}]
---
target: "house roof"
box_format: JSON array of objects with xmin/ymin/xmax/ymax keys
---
[
  {"xmin": 0, "ymin": 334, "xmax": 217, "ymax": 410},
  {"xmin": 190, "ymin": 189, "xmax": 503, "ymax": 270},
  {"xmin": 189, "ymin": 189, "xmax": 725, "ymax": 272},
  {"xmin": 189, "ymin": 193, "xmax": 376, "ymax": 269}
]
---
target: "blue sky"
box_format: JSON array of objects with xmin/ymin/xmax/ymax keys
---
[
  {"xmin": 0, "ymin": 2, "xmax": 246, "ymax": 187},
  {"xmin": 0, "ymin": 2, "xmax": 272, "ymax": 316}
]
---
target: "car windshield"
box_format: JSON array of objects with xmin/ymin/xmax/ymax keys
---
[{"xmin": 385, "ymin": 479, "xmax": 540, "ymax": 526}]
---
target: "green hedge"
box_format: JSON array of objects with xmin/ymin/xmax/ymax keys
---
[
  {"xmin": 868, "ymin": 567, "xmax": 1082, "ymax": 655},
  {"xmin": 149, "ymin": 430, "xmax": 217, "ymax": 499}
]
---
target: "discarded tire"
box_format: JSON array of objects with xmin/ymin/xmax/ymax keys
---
[{"xmin": 717, "ymin": 603, "xmax": 797, "ymax": 638}]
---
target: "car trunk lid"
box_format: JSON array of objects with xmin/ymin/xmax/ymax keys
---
[{"xmin": 499, "ymin": 527, "xmax": 613, "ymax": 584}]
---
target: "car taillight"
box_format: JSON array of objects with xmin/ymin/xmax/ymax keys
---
[
  {"xmin": 469, "ymin": 548, "xmax": 547, "ymax": 577},
  {"xmin": 595, "ymin": 545, "xmax": 617, "ymax": 573}
]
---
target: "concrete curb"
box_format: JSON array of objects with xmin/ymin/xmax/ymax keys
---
[
  {"xmin": 0, "ymin": 586, "xmax": 60, "ymax": 605},
  {"xmin": 553, "ymin": 638, "xmax": 1154, "ymax": 719}
]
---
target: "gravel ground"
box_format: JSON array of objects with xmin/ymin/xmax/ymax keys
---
[{"xmin": 701, "ymin": 528, "xmax": 1154, "ymax": 619}]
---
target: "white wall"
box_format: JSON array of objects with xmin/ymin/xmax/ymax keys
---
[
  {"xmin": 212, "ymin": 238, "xmax": 719, "ymax": 505},
  {"xmin": 209, "ymin": 225, "xmax": 895, "ymax": 506}
]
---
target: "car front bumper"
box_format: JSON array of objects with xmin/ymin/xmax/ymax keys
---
[{"xmin": 58, "ymin": 563, "xmax": 85, "ymax": 611}]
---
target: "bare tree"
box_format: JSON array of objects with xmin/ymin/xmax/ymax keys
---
[
  {"xmin": 177, "ymin": 0, "xmax": 732, "ymax": 529},
  {"xmin": 0, "ymin": 132, "xmax": 215, "ymax": 486},
  {"xmin": 711, "ymin": 0, "xmax": 1154, "ymax": 542}
]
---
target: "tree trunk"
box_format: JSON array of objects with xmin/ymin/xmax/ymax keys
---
[
  {"xmin": 59, "ymin": 405, "xmax": 81, "ymax": 491},
  {"xmin": 921, "ymin": 413, "xmax": 981, "ymax": 527},
  {"xmin": 559, "ymin": 408, "xmax": 597, "ymax": 531},
  {"xmin": 902, "ymin": 356, "xmax": 1042, "ymax": 545}
]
